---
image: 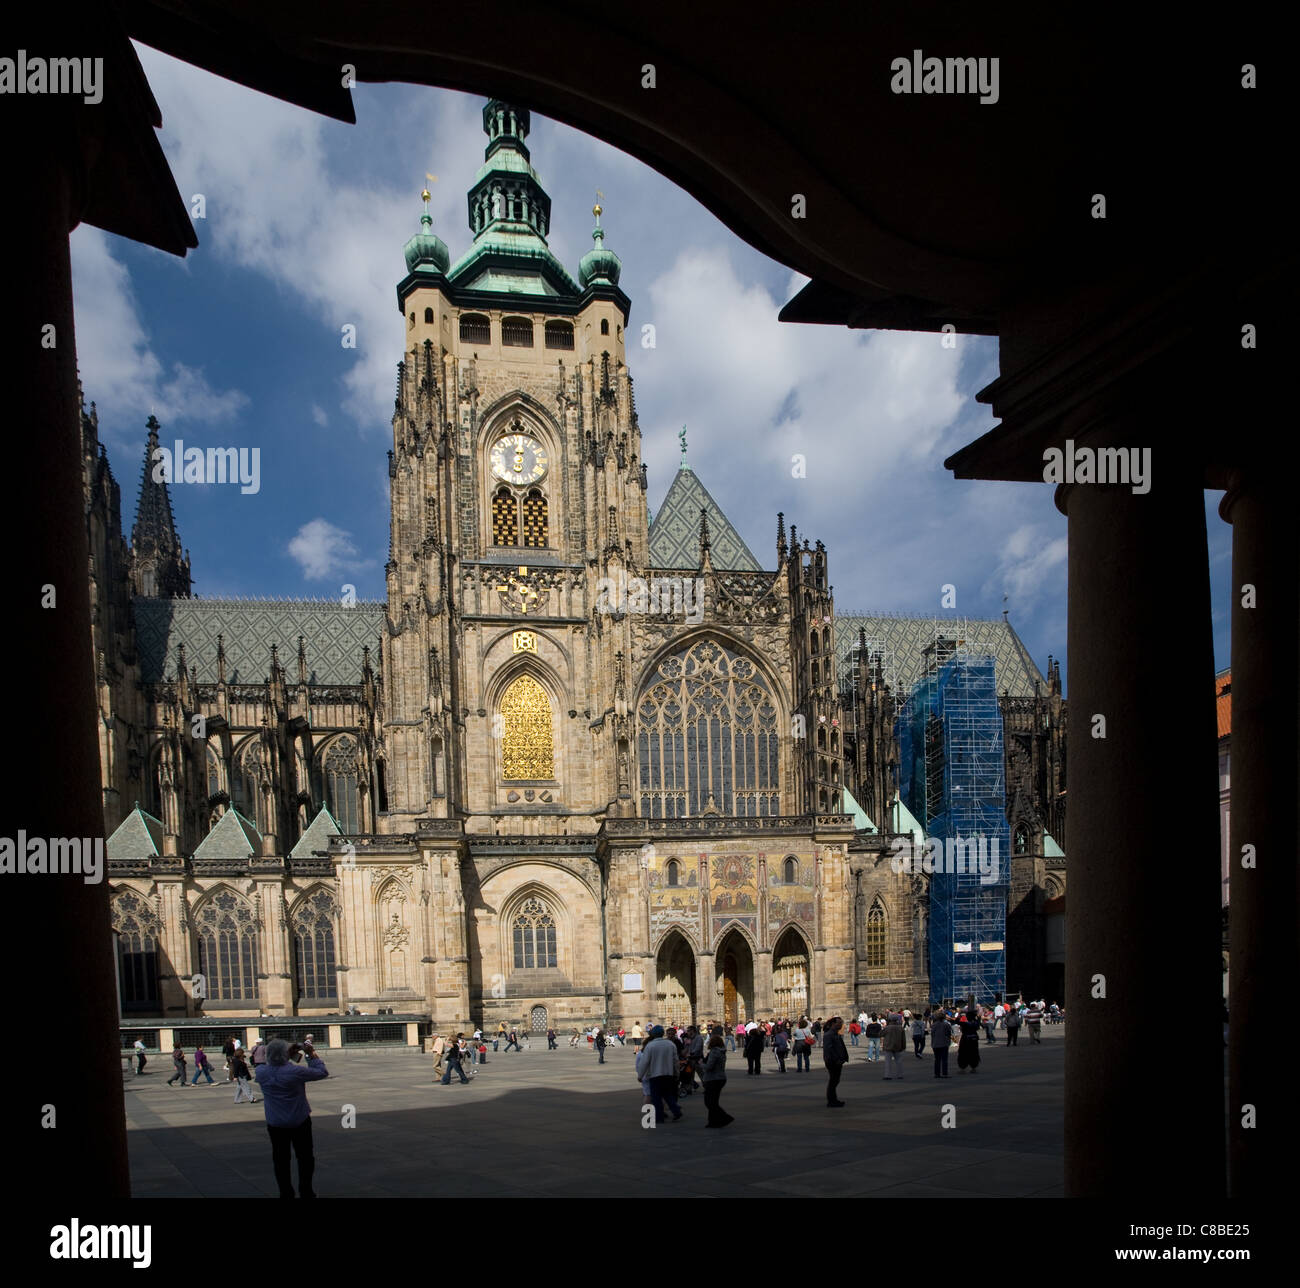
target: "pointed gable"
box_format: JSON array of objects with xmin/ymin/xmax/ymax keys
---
[
  {"xmin": 106, "ymin": 806, "xmax": 164, "ymax": 859},
  {"xmin": 648, "ymin": 467, "xmax": 762, "ymax": 571},
  {"xmin": 193, "ymin": 808, "xmax": 261, "ymax": 861},
  {"xmin": 291, "ymin": 806, "xmax": 342, "ymax": 858}
]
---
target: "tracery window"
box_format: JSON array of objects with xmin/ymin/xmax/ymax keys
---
[
  {"xmin": 292, "ymin": 889, "xmax": 339, "ymax": 1002},
  {"xmin": 323, "ymin": 736, "xmax": 359, "ymax": 833},
  {"xmin": 492, "ymin": 486, "xmax": 519, "ymax": 545},
  {"xmin": 194, "ymin": 890, "xmax": 260, "ymax": 1001},
  {"xmin": 112, "ymin": 890, "xmax": 161, "ymax": 1012},
  {"xmin": 1014, "ymin": 824, "xmax": 1029, "ymax": 854},
  {"xmin": 231, "ymin": 739, "xmax": 266, "ymax": 833},
  {"xmin": 666, "ymin": 860, "xmax": 680, "ymax": 887},
  {"xmin": 512, "ymin": 896, "xmax": 557, "ymax": 969},
  {"xmin": 783, "ymin": 856, "xmax": 799, "ymax": 884},
  {"xmin": 521, "ymin": 488, "xmax": 548, "ymax": 547},
  {"xmin": 866, "ymin": 897, "xmax": 887, "ymax": 970},
  {"xmin": 500, "ymin": 674, "xmax": 554, "ymax": 780},
  {"xmin": 205, "ymin": 744, "xmax": 223, "ymax": 798},
  {"xmin": 637, "ymin": 638, "xmax": 780, "ymax": 818}
]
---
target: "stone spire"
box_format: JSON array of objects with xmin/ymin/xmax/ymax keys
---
[{"xmin": 130, "ymin": 415, "xmax": 191, "ymax": 599}]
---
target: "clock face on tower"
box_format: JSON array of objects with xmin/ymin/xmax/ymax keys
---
[{"xmin": 490, "ymin": 432, "xmax": 548, "ymax": 485}]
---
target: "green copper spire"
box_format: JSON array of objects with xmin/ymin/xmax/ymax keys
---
[
  {"xmin": 578, "ymin": 199, "xmax": 622, "ymax": 288},
  {"xmin": 403, "ymin": 184, "xmax": 450, "ymax": 274}
]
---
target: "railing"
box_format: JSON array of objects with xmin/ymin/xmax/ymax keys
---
[
  {"xmin": 341, "ymin": 1023, "xmax": 407, "ymax": 1046},
  {"xmin": 120, "ymin": 1028, "xmax": 160, "ymax": 1051},
  {"xmin": 260, "ymin": 1024, "xmax": 329, "ymax": 1047}
]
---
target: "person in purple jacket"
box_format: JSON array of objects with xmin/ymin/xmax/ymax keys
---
[
  {"xmin": 254, "ymin": 1039, "xmax": 329, "ymax": 1198},
  {"xmin": 190, "ymin": 1045, "xmax": 215, "ymax": 1084}
]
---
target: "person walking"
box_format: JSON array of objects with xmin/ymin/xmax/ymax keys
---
[
  {"xmin": 430, "ymin": 1033, "xmax": 445, "ymax": 1079},
  {"xmin": 911, "ymin": 1015, "xmax": 926, "ymax": 1058},
  {"xmin": 881, "ymin": 1013, "xmax": 906, "ymax": 1080},
  {"xmin": 133, "ymin": 1038, "xmax": 147, "ymax": 1076},
  {"xmin": 254, "ymin": 1039, "xmax": 329, "ymax": 1198},
  {"xmin": 496, "ymin": 1021, "xmax": 507, "ymax": 1052},
  {"xmin": 701, "ymin": 1032, "xmax": 734, "ymax": 1127},
  {"xmin": 743, "ymin": 1024, "xmax": 765, "ymax": 1076},
  {"xmin": 440, "ymin": 1033, "xmax": 470, "ymax": 1085},
  {"xmin": 864, "ymin": 1015, "xmax": 883, "ymax": 1062},
  {"xmin": 982, "ymin": 1008, "xmax": 997, "ymax": 1045},
  {"xmin": 191, "ymin": 1045, "xmax": 216, "ymax": 1085},
  {"xmin": 547, "ymin": 1027, "xmax": 558, "ymax": 1050},
  {"xmin": 636, "ymin": 1026, "xmax": 683, "ymax": 1124},
  {"xmin": 956, "ymin": 1012, "xmax": 982, "ymax": 1073},
  {"xmin": 221, "ymin": 1034, "xmax": 237, "ymax": 1082},
  {"xmin": 1005, "ymin": 1005, "xmax": 1021, "ymax": 1046},
  {"xmin": 931, "ymin": 1012, "xmax": 952, "ymax": 1078},
  {"xmin": 848, "ymin": 1018, "xmax": 861, "ymax": 1047},
  {"xmin": 810, "ymin": 1017, "xmax": 823, "ymax": 1047},
  {"xmin": 824, "ymin": 1016, "xmax": 849, "ymax": 1107},
  {"xmin": 503, "ymin": 1028, "xmax": 522, "ymax": 1053},
  {"xmin": 231, "ymin": 1047, "xmax": 257, "ymax": 1103},
  {"xmin": 1025, "ymin": 1002, "xmax": 1044, "ymax": 1044},
  {"xmin": 250, "ymin": 1037, "xmax": 268, "ymax": 1068},
  {"xmin": 724, "ymin": 1023, "xmax": 736, "ymax": 1053},
  {"xmin": 772, "ymin": 1024, "xmax": 790, "ymax": 1072},
  {"xmin": 632, "ymin": 1022, "xmax": 643, "ymax": 1054},
  {"xmin": 167, "ymin": 1044, "xmax": 188, "ymax": 1087},
  {"xmin": 595, "ymin": 1028, "xmax": 607, "ymax": 1064},
  {"xmin": 734, "ymin": 1020, "xmax": 746, "ymax": 1051},
  {"xmin": 793, "ymin": 1019, "xmax": 813, "ymax": 1072}
]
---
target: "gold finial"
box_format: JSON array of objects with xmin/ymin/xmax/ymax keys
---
[
  {"xmin": 421, "ymin": 189, "xmax": 432, "ymax": 203},
  {"xmin": 422, "ymin": 173, "xmax": 437, "ymax": 203},
  {"xmin": 593, "ymin": 203, "xmax": 602, "ymax": 218}
]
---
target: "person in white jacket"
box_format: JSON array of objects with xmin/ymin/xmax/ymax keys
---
[{"xmin": 635, "ymin": 1026, "xmax": 683, "ymax": 1124}]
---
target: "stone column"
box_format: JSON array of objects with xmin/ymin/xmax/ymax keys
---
[
  {"xmin": 1058, "ymin": 421, "xmax": 1223, "ymax": 1198},
  {"xmin": 695, "ymin": 951, "xmax": 716, "ymax": 1027},
  {"xmin": 6, "ymin": 130, "xmax": 129, "ymax": 1197},
  {"xmin": 1220, "ymin": 473, "xmax": 1298, "ymax": 1198}
]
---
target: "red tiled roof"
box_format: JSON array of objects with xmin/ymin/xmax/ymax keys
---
[{"xmin": 1215, "ymin": 669, "xmax": 1231, "ymax": 739}]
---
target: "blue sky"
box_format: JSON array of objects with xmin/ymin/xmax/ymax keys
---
[{"xmin": 69, "ymin": 47, "xmax": 1235, "ymax": 695}]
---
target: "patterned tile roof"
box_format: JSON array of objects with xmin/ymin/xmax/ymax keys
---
[
  {"xmin": 648, "ymin": 467, "xmax": 762, "ymax": 572},
  {"xmin": 193, "ymin": 808, "xmax": 261, "ymax": 860},
  {"xmin": 134, "ymin": 597, "xmax": 386, "ymax": 685},
  {"xmin": 834, "ymin": 614, "xmax": 1048, "ymax": 699},
  {"xmin": 106, "ymin": 806, "xmax": 164, "ymax": 859}
]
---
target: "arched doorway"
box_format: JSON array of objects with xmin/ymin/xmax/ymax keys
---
[
  {"xmin": 655, "ymin": 931, "xmax": 695, "ymax": 1028},
  {"xmin": 530, "ymin": 1004, "xmax": 547, "ymax": 1034},
  {"xmin": 715, "ymin": 929, "xmax": 754, "ymax": 1026},
  {"xmin": 772, "ymin": 927, "xmax": 810, "ymax": 1020}
]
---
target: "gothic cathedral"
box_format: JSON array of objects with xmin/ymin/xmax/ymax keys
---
[{"xmin": 94, "ymin": 100, "xmax": 1068, "ymax": 1035}]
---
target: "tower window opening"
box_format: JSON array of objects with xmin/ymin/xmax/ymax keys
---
[
  {"xmin": 545, "ymin": 321, "xmax": 575, "ymax": 351},
  {"xmin": 600, "ymin": 318, "xmax": 610, "ymax": 336},
  {"xmin": 492, "ymin": 487, "xmax": 519, "ymax": 546},
  {"xmin": 423, "ymin": 307, "xmax": 434, "ymax": 324},
  {"xmin": 521, "ymin": 488, "xmax": 548, "ymax": 547},
  {"xmin": 502, "ymin": 317, "xmax": 534, "ymax": 348},
  {"xmin": 460, "ymin": 314, "xmax": 491, "ymax": 345}
]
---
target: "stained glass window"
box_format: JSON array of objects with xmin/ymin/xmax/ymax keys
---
[
  {"xmin": 194, "ymin": 890, "xmax": 260, "ymax": 1001},
  {"xmin": 292, "ymin": 889, "xmax": 338, "ymax": 1001}
]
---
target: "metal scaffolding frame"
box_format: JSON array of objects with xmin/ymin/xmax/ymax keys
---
[{"xmin": 896, "ymin": 645, "xmax": 1010, "ymax": 1004}]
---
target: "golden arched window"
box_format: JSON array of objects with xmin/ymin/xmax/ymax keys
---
[
  {"xmin": 500, "ymin": 674, "xmax": 554, "ymax": 780},
  {"xmin": 521, "ymin": 488, "xmax": 548, "ymax": 547},
  {"xmin": 492, "ymin": 487, "xmax": 519, "ymax": 545}
]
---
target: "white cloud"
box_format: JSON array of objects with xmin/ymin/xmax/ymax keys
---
[
  {"xmin": 311, "ymin": 404, "xmax": 329, "ymax": 427},
  {"xmin": 287, "ymin": 518, "xmax": 363, "ymax": 580},
  {"xmin": 69, "ymin": 226, "xmax": 247, "ymax": 438}
]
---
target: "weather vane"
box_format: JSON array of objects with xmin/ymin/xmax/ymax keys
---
[{"xmin": 422, "ymin": 172, "xmax": 438, "ymax": 205}]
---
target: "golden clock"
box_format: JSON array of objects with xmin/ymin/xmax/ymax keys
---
[{"xmin": 490, "ymin": 433, "xmax": 548, "ymax": 484}]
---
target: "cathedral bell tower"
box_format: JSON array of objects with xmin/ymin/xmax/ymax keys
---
[{"xmin": 380, "ymin": 98, "xmax": 649, "ymax": 832}]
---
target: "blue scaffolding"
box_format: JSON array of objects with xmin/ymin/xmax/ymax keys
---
[{"xmin": 896, "ymin": 648, "xmax": 1009, "ymax": 1004}]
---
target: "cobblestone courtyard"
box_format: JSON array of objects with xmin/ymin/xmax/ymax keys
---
[{"xmin": 124, "ymin": 1028, "xmax": 1065, "ymax": 1198}]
